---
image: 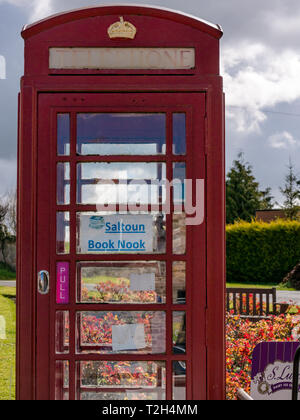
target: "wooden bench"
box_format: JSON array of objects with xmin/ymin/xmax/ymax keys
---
[{"xmin": 226, "ymin": 287, "xmax": 282, "ymax": 320}]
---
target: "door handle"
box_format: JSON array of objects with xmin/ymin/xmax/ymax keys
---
[{"xmin": 38, "ymin": 270, "xmax": 50, "ymax": 295}]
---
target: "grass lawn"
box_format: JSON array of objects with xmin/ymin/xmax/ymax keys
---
[
  {"xmin": 0, "ymin": 286, "xmax": 16, "ymax": 400},
  {"xmin": 226, "ymin": 282, "xmax": 295, "ymax": 291},
  {"xmin": 0, "ymin": 263, "xmax": 16, "ymax": 280},
  {"xmin": 82, "ymin": 275, "xmax": 120, "ymax": 284}
]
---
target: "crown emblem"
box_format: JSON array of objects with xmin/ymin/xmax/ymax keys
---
[{"xmin": 108, "ymin": 16, "xmax": 137, "ymax": 40}]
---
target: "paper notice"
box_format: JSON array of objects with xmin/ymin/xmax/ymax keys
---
[
  {"xmin": 0, "ymin": 315, "xmax": 6, "ymax": 340},
  {"xmin": 129, "ymin": 273, "xmax": 155, "ymax": 291},
  {"xmin": 112, "ymin": 323, "xmax": 146, "ymax": 351}
]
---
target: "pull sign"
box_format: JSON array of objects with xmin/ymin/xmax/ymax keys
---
[
  {"xmin": 56, "ymin": 262, "xmax": 69, "ymax": 304},
  {"xmin": 38, "ymin": 270, "xmax": 50, "ymax": 295}
]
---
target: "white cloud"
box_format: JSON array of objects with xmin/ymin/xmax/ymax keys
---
[
  {"xmin": 262, "ymin": 7, "xmax": 300, "ymax": 42},
  {"xmin": 268, "ymin": 131, "xmax": 299, "ymax": 149},
  {"xmin": 0, "ymin": 55, "xmax": 6, "ymax": 79},
  {"xmin": 222, "ymin": 43, "xmax": 300, "ymax": 133},
  {"xmin": 0, "ymin": 158, "xmax": 16, "ymax": 196},
  {"xmin": 0, "ymin": 0, "xmax": 53, "ymax": 22}
]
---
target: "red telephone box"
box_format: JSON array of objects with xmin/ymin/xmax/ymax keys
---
[{"xmin": 17, "ymin": 5, "xmax": 225, "ymax": 400}]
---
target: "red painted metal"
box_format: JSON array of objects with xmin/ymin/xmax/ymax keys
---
[{"xmin": 17, "ymin": 5, "xmax": 225, "ymax": 400}]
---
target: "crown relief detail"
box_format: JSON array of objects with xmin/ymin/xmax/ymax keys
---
[{"xmin": 108, "ymin": 16, "xmax": 137, "ymax": 40}]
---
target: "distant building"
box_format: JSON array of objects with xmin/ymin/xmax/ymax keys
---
[
  {"xmin": 256, "ymin": 209, "xmax": 300, "ymax": 222},
  {"xmin": 255, "ymin": 209, "xmax": 286, "ymax": 222}
]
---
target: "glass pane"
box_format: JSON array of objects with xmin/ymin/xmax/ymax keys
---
[
  {"xmin": 173, "ymin": 311, "xmax": 186, "ymax": 354},
  {"xmin": 173, "ymin": 213, "xmax": 186, "ymax": 254},
  {"xmin": 55, "ymin": 311, "xmax": 69, "ymax": 354},
  {"xmin": 173, "ymin": 361, "xmax": 186, "ymax": 400},
  {"xmin": 77, "ymin": 212, "xmax": 166, "ymax": 254},
  {"xmin": 76, "ymin": 311, "xmax": 166, "ymax": 354},
  {"xmin": 56, "ymin": 212, "xmax": 70, "ymax": 254},
  {"xmin": 57, "ymin": 114, "xmax": 70, "ymax": 156},
  {"xmin": 173, "ymin": 163, "xmax": 186, "ymax": 204},
  {"xmin": 55, "ymin": 361, "xmax": 69, "ymax": 400},
  {"xmin": 173, "ymin": 113, "xmax": 186, "ymax": 155},
  {"xmin": 173, "ymin": 262, "xmax": 186, "ymax": 304},
  {"xmin": 77, "ymin": 162, "xmax": 166, "ymax": 205},
  {"xmin": 77, "ymin": 261, "xmax": 166, "ymax": 304},
  {"xmin": 77, "ymin": 113, "xmax": 166, "ymax": 155},
  {"xmin": 76, "ymin": 361, "xmax": 166, "ymax": 400},
  {"xmin": 57, "ymin": 163, "xmax": 70, "ymax": 205}
]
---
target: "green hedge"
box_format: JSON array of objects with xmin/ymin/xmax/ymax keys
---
[{"xmin": 226, "ymin": 219, "xmax": 300, "ymax": 284}]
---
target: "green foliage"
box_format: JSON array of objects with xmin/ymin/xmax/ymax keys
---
[
  {"xmin": 282, "ymin": 262, "xmax": 300, "ymax": 290},
  {"xmin": 226, "ymin": 153, "xmax": 273, "ymax": 224},
  {"xmin": 0, "ymin": 287, "xmax": 16, "ymax": 400},
  {"xmin": 226, "ymin": 219, "xmax": 300, "ymax": 284},
  {"xmin": 279, "ymin": 159, "xmax": 300, "ymax": 220},
  {"xmin": 0, "ymin": 262, "xmax": 16, "ymax": 280}
]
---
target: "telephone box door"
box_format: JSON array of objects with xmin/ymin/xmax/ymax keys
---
[{"xmin": 36, "ymin": 92, "xmax": 206, "ymax": 400}]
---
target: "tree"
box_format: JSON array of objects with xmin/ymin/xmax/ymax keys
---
[
  {"xmin": 6, "ymin": 189, "xmax": 17, "ymax": 237},
  {"xmin": 0, "ymin": 198, "xmax": 10, "ymax": 265},
  {"xmin": 226, "ymin": 152, "xmax": 273, "ymax": 224},
  {"xmin": 279, "ymin": 158, "xmax": 300, "ymax": 220},
  {"xmin": 259, "ymin": 187, "xmax": 274, "ymax": 210}
]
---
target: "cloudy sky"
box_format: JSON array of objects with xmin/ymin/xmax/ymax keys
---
[{"xmin": 1, "ymin": 0, "xmax": 300, "ymax": 204}]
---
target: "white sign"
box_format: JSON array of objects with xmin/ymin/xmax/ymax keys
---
[
  {"xmin": 111, "ymin": 324, "xmax": 146, "ymax": 351},
  {"xmin": 129, "ymin": 273, "xmax": 155, "ymax": 291},
  {"xmin": 251, "ymin": 361, "xmax": 296, "ymax": 400},
  {"xmin": 250, "ymin": 342, "xmax": 300, "ymax": 400},
  {"xmin": 49, "ymin": 47, "xmax": 195, "ymax": 70},
  {"xmin": 80, "ymin": 214, "xmax": 153, "ymax": 253}
]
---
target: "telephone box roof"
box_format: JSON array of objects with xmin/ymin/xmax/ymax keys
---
[{"xmin": 21, "ymin": 4, "xmax": 223, "ymax": 40}]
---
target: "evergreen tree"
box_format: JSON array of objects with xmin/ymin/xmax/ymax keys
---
[
  {"xmin": 259, "ymin": 187, "xmax": 274, "ymax": 210},
  {"xmin": 226, "ymin": 152, "xmax": 273, "ymax": 224},
  {"xmin": 279, "ymin": 159, "xmax": 300, "ymax": 220}
]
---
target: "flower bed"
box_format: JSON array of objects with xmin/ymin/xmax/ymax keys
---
[{"xmin": 226, "ymin": 312, "xmax": 300, "ymax": 400}]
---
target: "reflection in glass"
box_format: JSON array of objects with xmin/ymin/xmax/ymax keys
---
[
  {"xmin": 173, "ymin": 113, "xmax": 186, "ymax": 155},
  {"xmin": 172, "ymin": 262, "xmax": 186, "ymax": 304},
  {"xmin": 76, "ymin": 212, "xmax": 166, "ymax": 254},
  {"xmin": 76, "ymin": 311, "xmax": 166, "ymax": 354},
  {"xmin": 77, "ymin": 113, "xmax": 166, "ymax": 155},
  {"xmin": 173, "ymin": 311, "xmax": 186, "ymax": 354},
  {"xmin": 57, "ymin": 114, "xmax": 70, "ymax": 156},
  {"xmin": 55, "ymin": 361, "xmax": 69, "ymax": 400},
  {"xmin": 77, "ymin": 261, "xmax": 166, "ymax": 304},
  {"xmin": 57, "ymin": 163, "xmax": 70, "ymax": 205},
  {"xmin": 76, "ymin": 361, "xmax": 166, "ymax": 400},
  {"xmin": 77, "ymin": 162, "xmax": 166, "ymax": 205},
  {"xmin": 56, "ymin": 212, "xmax": 70, "ymax": 254},
  {"xmin": 173, "ymin": 163, "xmax": 186, "ymax": 204},
  {"xmin": 55, "ymin": 311, "xmax": 69, "ymax": 354},
  {"xmin": 173, "ymin": 361, "xmax": 186, "ymax": 400},
  {"xmin": 173, "ymin": 213, "xmax": 186, "ymax": 254}
]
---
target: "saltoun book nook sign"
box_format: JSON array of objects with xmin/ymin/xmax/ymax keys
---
[{"xmin": 80, "ymin": 214, "xmax": 153, "ymax": 253}]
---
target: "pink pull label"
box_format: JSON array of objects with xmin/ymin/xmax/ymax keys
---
[{"xmin": 56, "ymin": 262, "xmax": 69, "ymax": 304}]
